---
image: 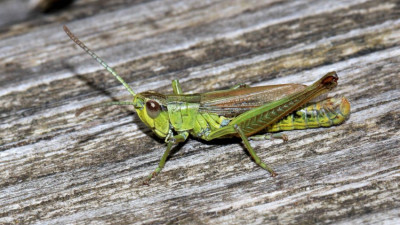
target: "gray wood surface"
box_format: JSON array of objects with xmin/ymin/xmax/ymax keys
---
[{"xmin": 1, "ymin": 0, "xmax": 399, "ymax": 224}]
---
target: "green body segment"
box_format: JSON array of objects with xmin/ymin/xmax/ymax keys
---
[
  {"xmin": 167, "ymin": 102, "xmax": 200, "ymax": 131},
  {"xmin": 267, "ymin": 97, "xmax": 351, "ymax": 132},
  {"xmin": 190, "ymin": 112, "xmax": 230, "ymax": 139}
]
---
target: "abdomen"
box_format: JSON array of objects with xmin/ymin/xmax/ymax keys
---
[{"xmin": 267, "ymin": 97, "xmax": 350, "ymax": 132}]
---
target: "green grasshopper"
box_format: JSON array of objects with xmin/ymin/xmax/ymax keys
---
[{"xmin": 64, "ymin": 25, "xmax": 350, "ymax": 184}]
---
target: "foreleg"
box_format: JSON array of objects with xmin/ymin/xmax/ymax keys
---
[{"xmin": 143, "ymin": 131, "xmax": 189, "ymax": 185}]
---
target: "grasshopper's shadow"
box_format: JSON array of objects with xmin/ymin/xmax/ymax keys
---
[
  {"xmin": 65, "ymin": 62, "xmax": 149, "ymax": 146},
  {"xmin": 194, "ymin": 136, "xmax": 244, "ymax": 155},
  {"xmin": 75, "ymin": 73, "xmax": 122, "ymax": 104}
]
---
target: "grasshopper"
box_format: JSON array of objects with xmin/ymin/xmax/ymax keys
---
[{"xmin": 64, "ymin": 25, "xmax": 350, "ymax": 184}]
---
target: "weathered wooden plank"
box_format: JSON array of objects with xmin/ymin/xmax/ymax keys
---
[{"xmin": 1, "ymin": 0, "xmax": 399, "ymax": 224}]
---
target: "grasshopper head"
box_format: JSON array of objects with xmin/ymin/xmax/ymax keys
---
[{"xmin": 133, "ymin": 91, "xmax": 170, "ymax": 138}]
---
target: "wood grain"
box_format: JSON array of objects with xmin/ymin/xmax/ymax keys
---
[{"xmin": 1, "ymin": 0, "xmax": 399, "ymax": 224}]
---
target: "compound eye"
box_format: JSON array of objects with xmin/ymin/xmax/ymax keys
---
[{"xmin": 145, "ymin": 100, "xmax": 161, "ymax": 118}]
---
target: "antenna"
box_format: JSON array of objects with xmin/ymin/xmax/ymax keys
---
[{"xmin": 63, "ymin": 25, "xmax": 136, "ymax": 97}]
